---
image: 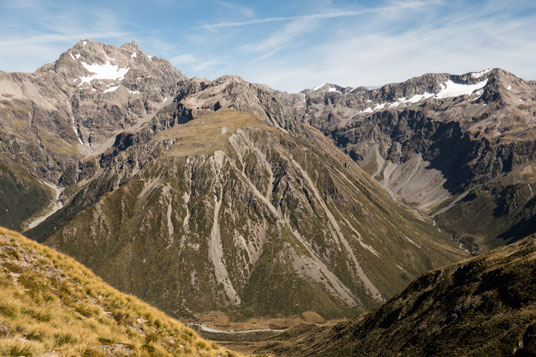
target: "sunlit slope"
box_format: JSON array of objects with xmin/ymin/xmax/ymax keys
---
[{"xmin": 0, "ymin": 227, "xmax": 234, "ymax": 356}]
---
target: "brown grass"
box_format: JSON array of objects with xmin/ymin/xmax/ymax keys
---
[
  {"xmin": 0, "ymin": 227, "xmax": 239, "ymax": 356},
  {"xmin": 155, "ymin": 109, "xmax": 276, "ymax": 157}
]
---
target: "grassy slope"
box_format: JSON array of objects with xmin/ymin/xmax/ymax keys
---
[
  {"xmin": 259, "ymin": 235, "xmax": 536, "ymax": 356},
  {"xmin": 0, "ymin": 227, "xmax": 236, "ymax": 357}
]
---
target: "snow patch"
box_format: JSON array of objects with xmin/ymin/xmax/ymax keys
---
[
  {"xmin": 127, "ymin": 89, "xmax": 140, "ymax": 95},
  {"xmin": 472, "ymin": 89, "xmax": 484, "ymax": 101},
  {"xmin": 312, "ymin": 83, "xmax": 341, "ymax": 93},
  {"xmin": 374, "ymin": 103, "xmax": 386, "ymax": 110},
  {"xmin": 435, "ymin": 79, "xmax": 488, "ymax": 99},
  {"xmin": 103, "ymin": 85, "xmax": 120, "ymax": 93},
  {"xmin": 82, "ymin": 40, "xmax": 87, "ymax": 46},
  {"xmin": 147, "ymin": 54, "xmax": 153, "ymax": 61},
  {"xmin": 131, "ymin": 52, "xmax": 137, "ymax": 59},
  {"xmin": 507, "ymin": 84, "xmax": 512, "ymax": 90},
  {"xmin": 71, "ymin": 116, "xmax": 83, "ymax": 144},
  {"xmin": 75, "ymin": 53, "xmax": 80, "ymax": 59},
  {"xmin": 358, "ymin": 80, "xmax": 487, "ymax": 115},
  {"xmin": 389, "ymin": 97, "xmax": 407, "ymax": 107},
  {"xmin": 69, "ymin": 53, "xmax": 75, "ymax": 61},
  {"xmin": 102, "ymin": 50, "xmax": 113, "ymax": 61},
  {"xmin": 471, "ymin": 68, "xmax": 492, "ymax": 78},
  {"xmin": 407, "ymin": 92, "xmax": 434, "ymax": 103},
  {"xmin": 78, "ymin": 61, "xmax": 130, "ymax": 86}
]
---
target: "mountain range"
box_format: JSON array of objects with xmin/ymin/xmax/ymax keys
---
[
  {"xmin": 0, "ymin": 39, "xmax": 535, "ymax": 354},
  {"xmin": 280, "ymin": 69, "xmax": 536, "ymax": 254},
  {"xmin": 0, "ymin": 40, "xmax": 467, "ymax": 321}
]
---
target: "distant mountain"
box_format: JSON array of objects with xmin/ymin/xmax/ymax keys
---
[
  {"xmin": 0, "ymin": 40, "xmax": 465, "ymax": 321},
  {"xmin": 279, "ymin": 68, "xmax": 536, "ymax": 253},
  {"xmin": 0, "ymin": 227, "xmax": 229, "ymax": 356},
  {"xmin": 259, "ymin": 234, "xmax": 536, "ymax": 356}
]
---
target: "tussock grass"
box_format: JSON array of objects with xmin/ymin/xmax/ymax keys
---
[
  {"xmin": 0, "ymin": 227, "xmax": 238, "ymax": 356},
  {"xmin": 155, "ymin": 109, "xmax": 275, "ymax": 157}
]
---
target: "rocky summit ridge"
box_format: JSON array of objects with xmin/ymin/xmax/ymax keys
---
[{"xmin": 0, "ymin": 40, "xmax": 468, "ymax": 322}]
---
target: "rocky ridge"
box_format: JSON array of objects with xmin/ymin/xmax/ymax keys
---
[
  {"xmin": 0, "ymin": 39, "xmax": 185, "ymax": 231},
  {"xmin": 279, "ymin": 68, "xmax": 536, "ymax": 253}
]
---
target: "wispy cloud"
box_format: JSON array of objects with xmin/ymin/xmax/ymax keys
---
[
  {"xmin": 241, "ymin": 17, "xmax": 320, "ymax": 61},
  {"xmin": 200, "ymin": 1, "xmax": 432, "ymax": 29},
  {"xmin": 0, "ymin": 0, "xmax": 534, "ymax": 93},
  {"xmin": 243, "ymin": 0, "xmax": 536, "ymax": 91}
]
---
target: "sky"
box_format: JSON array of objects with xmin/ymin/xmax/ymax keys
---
[{"xmin": 0, "ymin": 0, "xmax": 535, "ymax": 92}]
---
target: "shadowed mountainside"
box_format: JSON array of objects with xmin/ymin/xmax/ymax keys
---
[{"xmin": 258, "ymin": 234, "xmax": 536, "ymax": 356}]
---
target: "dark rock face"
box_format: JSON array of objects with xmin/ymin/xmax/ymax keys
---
[{"xmin": 279, "ymin": 68, "xmax": 536, "ymax": 253}]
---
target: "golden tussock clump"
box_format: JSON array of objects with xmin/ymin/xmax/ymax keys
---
[{"xmin": 0, "ymin": 227, "xmax": 238, "ymax": 356}]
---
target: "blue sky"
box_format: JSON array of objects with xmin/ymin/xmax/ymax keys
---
[{"xmin": 1, "ymin": 0, "xmax": 535, "ymax": 92}]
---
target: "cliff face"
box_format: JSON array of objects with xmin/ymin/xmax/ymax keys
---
[
  {"xmin": 280, "ymin": 69, "xmax": 536, "ymax": 253},
  {"xmin": 1, "ymin": 40, "xmax": 466, "ymax": 320}
]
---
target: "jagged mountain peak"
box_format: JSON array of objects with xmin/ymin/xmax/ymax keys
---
[
  {"xmin": 36, "ymin": 39, "xmax": 187, "ymax": 91},
  {"xmin": 279, "ymin": 66, "xmax": 536, "ymax": 255}
]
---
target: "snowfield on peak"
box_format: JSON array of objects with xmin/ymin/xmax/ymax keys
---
[
  {"xmin": 358, "ymin": 79, "xmax": 487, "ymax": 113},
  {"xmin": 103, "ymin": 85, "xmax": 120, "ymax": 93},
  {"xmin": 313, "ymin": 83, "xmax": 327, "ymax": 91},
  {"xmin": 78, "ymin": 61, "xmax": 130, "ymax": 86},
  {"xmin": 435, "ymin": 79, "xmax": 488, "ymax": 99}
]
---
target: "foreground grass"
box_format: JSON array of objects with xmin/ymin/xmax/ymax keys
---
[{"xmin": 0, "ymin": 227, "xmax": 236, "ymax": 356}]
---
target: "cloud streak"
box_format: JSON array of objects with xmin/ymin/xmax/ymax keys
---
[
  {"xmin": 242, "ymin": 0, "xmax": 536, "ymax": 91},
  {"xmin": 200, "ymin": 1, "xmax": 432, "ymax": 29}
]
